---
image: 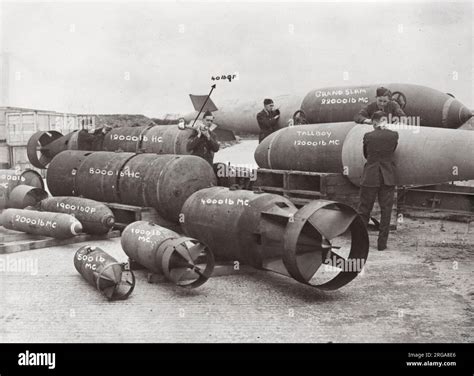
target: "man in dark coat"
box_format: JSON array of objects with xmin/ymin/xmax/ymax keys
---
[
  {"xmin": 256, "ymin": 98, "xmax": 280, "ymax": 143},
  {"xmin": 354, "ymin": 87, "xmax": 406, "ymax": 124},
  {"xmin": 186, "ymin": 111, "xmax": 220, "ymax": 165},
  {"xmin": 358, "ymin": 111, "xmax": 399, "ymax": 251}
]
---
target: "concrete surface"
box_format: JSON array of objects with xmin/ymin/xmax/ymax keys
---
[
  {"xmin": 0, "ymin": 139, "xmax": 472, "ymax": 343},
  {"xmin": 0, "ymin": 215, "xmax": 472, "ymax": 343}
]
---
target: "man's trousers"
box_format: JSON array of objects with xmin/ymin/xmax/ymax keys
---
[{"xmin": 358, "ymin": 183, "xmax": 395, "ymax": 247}]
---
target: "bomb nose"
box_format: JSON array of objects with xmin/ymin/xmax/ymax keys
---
[
  {"xmin": 71, "ymin": 221, "xmax": 83, "ymax": 235},
  {"xmin": 459, "ymin": 106, "xmax": 473, "ymax": 125},
  {"xmin": 445, "ymin": 99, "xmax": 473, "ymax": 128}
]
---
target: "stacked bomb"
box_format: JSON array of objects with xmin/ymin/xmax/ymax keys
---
[
  {"xmin": 255, "ymin": 123, "xmax": 474, "ymax": 187},
  {"xmin": 0, "ymin": 170, "xmax": 116, "ymax": 239},
  {"xmin": 35, "ymin": 197, "xmax": 115, "ymax": 235},
  {"xmin": 45, "ymin": 151, "xmax": 217, "ymax": 223},
  {"xmin": 183, "ymin": 83, "xmax": 473, "ymax": 134},
  {"xmin": 0, "ymin": 197, "xmax": 116, "ymax": 239},
  {"xmin": 27, "ymin": 125, "xmax": 198, "ymax": 169}
]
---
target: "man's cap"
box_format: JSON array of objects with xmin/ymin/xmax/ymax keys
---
[
  {"xmin": 376, "ymin": 87, "xmax": 392, "ymax": 97},
  {"xmin": 263, "ymin": 98, "xmax": 274, "ymax": 105},
  {"xmin": 203, "ymin": 110, "xmax": 213, "ymax": 118}
]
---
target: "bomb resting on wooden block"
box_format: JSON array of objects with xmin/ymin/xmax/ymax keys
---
[
  {"xmin": 121, "ymin": 221, "xmax": 214, "ymax": 288},
  {"xmin": 103, "ymin": 124, "xmax": 196, "ymax": 155},
  {"xmin": 255, "ymin": 122, "xmax": 474, "ymax": 187},
  {"xmin": 74, "ymin": 245, "xmax": 135, "ymax": 300},
  {"xmin": 0, "ymin": 209, "xmax": 83, "ymax": 239},
  {"xmin": 180, "ymin": 187, "xmax": 369, "ymax": 290},
  {"xmin": 27, "ymin": 124, "xmax": 199, "ymax": 169},
  {"xmin": 36, "ymin": 197, "xmax": 115, "ymax": 235},
  {"xmin": 46, "ymin": 151, "xmax": 217, "ymax": 222}
]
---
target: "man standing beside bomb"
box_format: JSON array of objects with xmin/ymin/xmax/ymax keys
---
[
  {"xmin": 256, "ymin": 98, "xmax": 280, "ymax": 143},
  {"xmin": 357, "ymin": 110, "xmax": 399, "ymax": 251},
  {"xmin": 186, "ymin": 111, "xmax": 220, "ymax": 165}
]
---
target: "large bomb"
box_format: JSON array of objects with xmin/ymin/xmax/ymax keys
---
[
  {"xmin": 27, "ymin": 129, "xmax": 101, "ymax": 169},
  {"xmin": 27, "ymin": 125, "xmax": 199, "ymax": 169},
  {"xmin": 183, "ymin": 83, "xmax": 472, "ymax": 134},
  {"xmin": 121, "ymin": 221, "xmax": 214, "ymax": 288},
  {"xmin": 46, "ymin": 151, "xmax": 217, "ymax": 222},
  {"xmin": 37, "ymin": 197, "xmax": 115, "ymax": 235},
  {"xmin": 255, "ymin": 122, "xmax": 474, "ymax": 187},
  {"xmin": 181, "ymin": 187, "xmax": 369, "ymax": 290},
  {"xmin": 0, "ymin": 209, "xmax": 83, "ymax": 239},
  {"xmin": 103, "ymin": 124, "xmax": 195, "ymax": 155},
  {"xmin": 301, "ymin": 83, "xmax": 472, "ymax": 128}
]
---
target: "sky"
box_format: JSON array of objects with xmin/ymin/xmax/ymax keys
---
[{"xmin": 0, "ymin": 0, "xmax": 472, "ymax": 117}]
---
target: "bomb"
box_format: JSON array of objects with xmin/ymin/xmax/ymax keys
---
[
  {"xmin": 255, "ymin": 122, "xmax": 474, "ymax": 187},
  {"xmin": 181, "ymin": 187, "xmax": 369, "ymax": 290},
  {"xmin": 183, "ymin": 83, "xmax": 472, "ymax": 134},
  {"xmin": 301, "ymin": 83, "xmax": 472, "ymax": 128},
  {"xmin": 0, "ymin": 209, "xmax": 83, "ymax": 239},
  {"xmin": 37, "ymin": 197, "xmax": 115, "ymax": 235},
  {"xmin": 121, "ymin": 221, "xmax": 214, "ymax": 288},
  {"xmin": 7, "ymin": 185, "xmax": 49, "ymax": 209},
  {"xmin": 27, "ymin": 125, "xmax": 200, "ymax": 169},
  {"xmin": 46, "ymin": 151, "xmax": 217, "ymax": 222},
  {"xmin": 0, "ymin": 169, "xmax": 45, "ymax": 209},
  {"xmin": 74, "ymin": 245, "xmax": 135, "ymax": 300},
  {"xmin": 103, "ymin": 124, "xmax": 195, "ymax": 155}
]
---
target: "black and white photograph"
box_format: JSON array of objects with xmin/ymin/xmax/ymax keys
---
[{"xmin": 0, "ymin": 0, "xmax": 472, "ymax": 371}]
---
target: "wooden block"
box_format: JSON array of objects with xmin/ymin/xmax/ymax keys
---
[
  {"xmin": 0, "ymin": 230, "xmax": 120, "ymax": 254},
  {"xmin": 0, "ymin": 231, "xmax": 44, "ymax": 243},
  {"xmin": 105, "ymin": 203, "xmax": 181, "ymax": 233}
]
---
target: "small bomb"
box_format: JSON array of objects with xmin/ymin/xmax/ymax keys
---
[
  {"xmin": 74, "ymin": 245, "xmax": 135, "ymax": 300},
  {"xmin": 0, "ymin": 209, "xmax": 83, "ymax": 239},
  {"xmin": 121, "ymin": 221, "xmax": 215, "ymax": 288},
  {"xmin": 37, "ymin": 197, "xmax": 115, "ymax": 235}
]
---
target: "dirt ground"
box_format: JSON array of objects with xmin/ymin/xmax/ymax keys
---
[{"xmin": 0, "ymin": 140, "xmax": 472, "ymax": 343}]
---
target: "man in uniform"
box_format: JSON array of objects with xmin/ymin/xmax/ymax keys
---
[
  {"xmin": 358, "ymin": 111, "xmax": 399, "ymax": 251},
  {"xmin": 256, "ymin": 98, "xmax": 280, "ymax": 143},
  {"xmin": 186, "ymin": 111, "xmax": 220, "ymax": 165},
  {"xmin": 354, "ymin": 87, "xmax": 406, "ymax": 124}
]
